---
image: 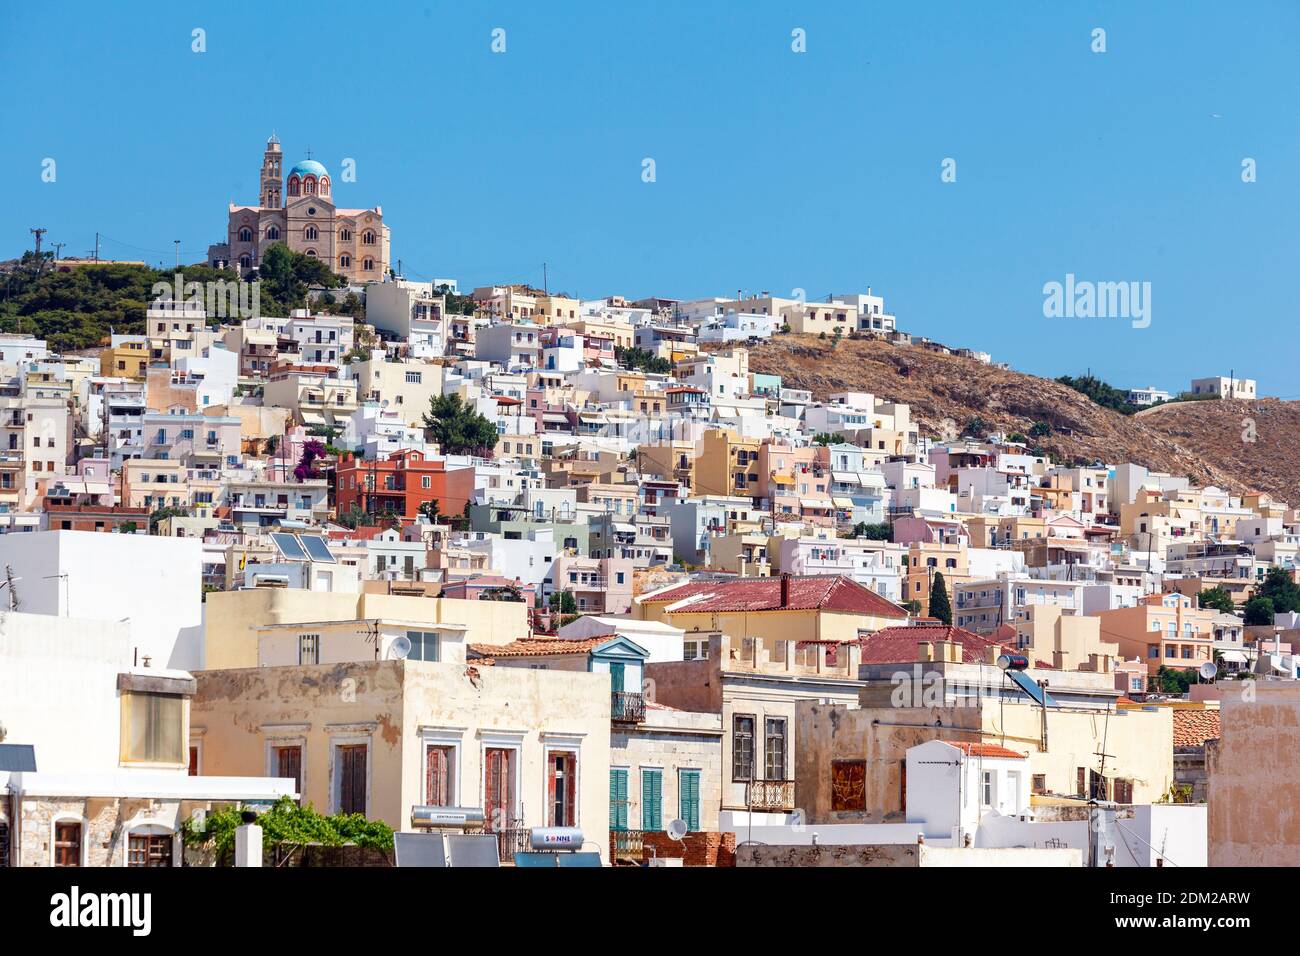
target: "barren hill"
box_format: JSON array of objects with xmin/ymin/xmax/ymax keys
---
[{"xmin": 739, "ymin": 335, "xmax": 1297, "ymax": 503}]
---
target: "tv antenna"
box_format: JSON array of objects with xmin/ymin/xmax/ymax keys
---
[{"xmin": 0, "ymin": 565, "xmax": 20, "ymax": 611}]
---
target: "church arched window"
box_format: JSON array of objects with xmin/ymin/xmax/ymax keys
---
[
  {"xmin": 287, "ymin": 175, "xmax": 300, "ymax": 197},
  {"xmin": 266, "ymin": 226, "xmax": 280, "ymax": 240},
  {"xmin": 339, "ymin": 254, "xmax": 351, "ymax": 269},
  {"xmin": 305, "ymin": 225, "xmax": 318, "ymax": 241},
  {"xmin": 239, "ymin": 254, "xmax": 251, "ymax": 269},
  {"xmin": 319, "ymin": 176, "xmax": 330, "ymax": 195},
  {"xmin": 362, "ymin": 230, "xmax": 376, "ymax": 245},
  {"xmin": 339, "ymin": 228, "xmax": 352, "ymax": 242},
  {"xmin": 237, "ymin": 227, "xmax": 253, "ymax": 242},
  {"xmin": 303, "ymin": 176, "xmax": 317, "ymax": 195},
  {"xmin": 305, "ymin": 249, "xmax": 317, "ymax": 258},
  {"xmin": 363, "ymin": 257, "xmax": 374, "ymax": 271}
]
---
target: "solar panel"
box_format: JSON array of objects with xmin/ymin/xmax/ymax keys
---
[
  {"xmin": 394, "ymin": 832, "xmax": 447, "ymax": 868},
  {"xmin": 298, "ymin": 534, "xmax": 336, "ymax": 564},
  {"xmin": 555, "ymin": 852, "xmax": 603, "ymax": 868},
  {"xmin": 446, "ymin": 834, "xmax": 501, "ymax": 868},
  {"xmin": 270, "ymin": 532, "xmax": 308, "ymax": 560},
  {"xmin": 1006, "ymin": 669, "xmax": 1057, "ymax": 707}
]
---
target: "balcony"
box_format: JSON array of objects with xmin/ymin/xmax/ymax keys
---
[
  {"xmin": 611, "ymin": 828, "xmax": 646, "ymax": 862},
  {"xmin": 745, "ymin": 779, "xmax": 795, "ymax": 811},
  {"xmin": 488, "ymin": 822, "xmax": 530, "ymax": 863},
  {"xmin": 611, "ymin": 690, "xmax": 646, "ymax": 724}
]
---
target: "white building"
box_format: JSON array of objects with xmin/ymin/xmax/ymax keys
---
[{"xmin": 1189, "ymin": 376, "xmax": 1256, "ymax": 400}]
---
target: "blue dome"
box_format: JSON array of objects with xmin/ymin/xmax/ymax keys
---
[{"xmin": 289, "ymin": 159, "xmax": 328, "ymax": 180}]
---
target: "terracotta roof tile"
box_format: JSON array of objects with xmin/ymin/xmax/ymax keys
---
[
  {"xmin": 467, "ymin": 636, "xmax": 609, "ymax": 658},
  {"xmin": 645, "ymin": 574, "xmax": 908, "ymax": 618},
  {"xmin": 1173, "ymin": 709, "xmax": 1221, "ymax": 748},
  {"xmin": 949, "ymin": 742, "xmax": 1028, "ymax": 759},
  {"xmin": 855, "ymin": 623, "xmax": 1014, "ymax": 664}
]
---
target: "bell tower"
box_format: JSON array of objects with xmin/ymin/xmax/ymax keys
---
[{"xmin": 260, "ymin": 134, "xmax": 283, "ymax": 209}]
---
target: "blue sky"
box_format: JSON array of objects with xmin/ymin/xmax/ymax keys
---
[{"xmin": 2, "ymin": 1, "xmax": 1297, "ymax": 395}]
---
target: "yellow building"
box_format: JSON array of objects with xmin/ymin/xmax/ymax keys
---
[
  {"xmin": 1093, "ymin": 592, "xmax": 1217, "ymax": 676},
  {"xmin": 1011, "ymin": 604, "xmax": 1119, "ymax": 672},
  {"xmin": 202, "ymin": 587, "xmax": 531, "ymax": 670},
  {"xmin": 100, "ymin": 336, "xmax": 150, "ymax": 380},
  {"xmin": 694, "ymin": 428, "xmax": 762, "ymax": 499},
  {"xmin": 635, "ymin": 573, "xmax": 908, "ymax": 647}
]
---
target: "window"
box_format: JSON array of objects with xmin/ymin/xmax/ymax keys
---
[
  {"xmin": 299, "ymin": 633, "xmax": 319, "ymax": 665},
  {"xmin": 406, "ymin": 630, "xmax": 439, "ymax": 662},
  {"xmin": 1113, "ymin": 778, "xmax": 1134, "ymax": 804},
  {"xmin": 609, "ymin": 768, "xmax": 629, "ymax": 831},
  {"xmin": 981, "ymin": 771, "xmax": 994, "ymax": 807},
  {"xmin": 830, "ymin": 759, "xmax": 866, "ymax": 812},
  {"xmin": 121, "ymin": 692, "xmax": 185, "ymax": 765},
  {"xmin": 405, "ymin": 371, "xmax": 422, "ymax": 384},
  {"xmin": 53, "ymin": 821, "xmax": 82, "ymax": 866},
  {"xmin": 732, "ymin": 715, "xmax": 755, "ymax": 781},
  {"xmin": 484, "ymin": 748, "xmax": 517, "ymax": 828},
  {"xmin": 548, "ymin": 751, "xmax": 577, "ymax": 827},
  {"xmin": 127, "ymin": 832, "xmax": 173, "ymax": 867},
  {"xmin": 679, "ymin": 770, "xmax": 701, "ymax": 831},
  {"xmin": 425, "ymin": 745, "xmax": 453, "ymax": 806},
  {"xmin": 336, "ymin": 744, "xmax": 367, "ymax": 816},
  {"xmin": 764, "ymin": 718, "xmax": 787, "ymax": 780},
  {"xmin": 1076, "ymin": 767, "xmax": 1087, "ymax": 797},
  {"xmin": 1032, "ymin": 774, "xmax": 1047, "ymax": 795},
  {"xmin": 640, "ymin": 768, "xmax": 663, "ymax": 831},
  {"xmin": 275, "ymin": 745, "xmax": 303, "ymax": 795}
]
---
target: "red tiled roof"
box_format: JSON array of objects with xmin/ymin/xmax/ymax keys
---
[
  {"xmin": 1173, "ymin": 709, "xmax": 1221, "ymax": 748},
  {"xmin": 855, "ymin": 623, "xmax": 1014, "ymax": 664},
  {"xmin": 948, "ymin": 742, "xmax": 1027, "ymax": 759},
  {"xmin": 645, "ymin": 574, "xmax": 908, "ymax": 618},
  {"xmin": 467, "ymin": 636, "xmax": 609, "ymax": 658}
]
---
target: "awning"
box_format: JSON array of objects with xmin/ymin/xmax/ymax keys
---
[
  {"xmin": 801, "ymin": 499, "xmax": 830, "ymax": 509},
  {"xmin": 831, "ymin": 472, "xmax": 857, "ymax": 483},
  {"xmin": 770, "ymin": 474, "xmax": 795, "ymax": 486},
  {"xmin": 832, "ymin": 497, "xmax": 854, "ymax": 509},
  {"xmin": 542, "ymin": 413, "xmax": 569, "ymax": 423},
  {"xmin": 1219, "ymin": 650, "xmax": 1248, "ymax": 664}
]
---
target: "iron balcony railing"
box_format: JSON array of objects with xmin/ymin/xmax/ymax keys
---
[
  {"xmin": 745, "ymin": 779, "xmax": 796, "ymax": 811},
  {"xmin": 611, "ymin": 691, "xmax": 646, "ymax": 724},
  {"xmin": 611, "ymin": 828, "xmax": 646, "ymax": 861}
]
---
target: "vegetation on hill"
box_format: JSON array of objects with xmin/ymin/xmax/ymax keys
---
[
  {"xmin": 0, "ymin": 245, "xmax": 353, "ymax": 351},
  {"xmin": 1055, "ymin": 374, "xmax": 1141, "ymax": 414}
]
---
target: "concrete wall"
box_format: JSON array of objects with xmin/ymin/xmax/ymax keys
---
[
  {"xmin": 1208, "ymin": 682, "xmax": 1300, "ymax": 866},
  {"xmin": 611, "ymin": 710, "xmax": 723, "ymax": 832},
  {"xmin": 737, "ymin": 841, "xmax": 1080, "ymax": 867},
  {"xmin": 0, "ymin": 530, "xmax": 203, "ymax": 670}
]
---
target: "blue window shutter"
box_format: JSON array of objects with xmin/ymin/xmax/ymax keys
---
[
  {"xmin": 609, "ymin": 661, "xmax": 625, "ymax": 693},
  {"xmin": 610, "ymin": 769, "xmax": 628, "ymax": 831},
  {"xmin": 642, "ymin": 770, "xmax": 663, "ymax": 831},
  {"xmin": 680, "ymin": 771, "xmax": 700, "ymax": 831}
]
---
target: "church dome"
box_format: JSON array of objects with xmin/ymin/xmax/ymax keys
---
[{"xmin": 289, "ymin": 159, "xmax": 327, "ymax": 180}]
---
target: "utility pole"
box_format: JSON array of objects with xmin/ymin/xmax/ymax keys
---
[
  {"xmin": 174, "ymin": 240, "xmax": 181, "ymax": 269},
  {"xmin": 94, "ymin": 233, "xmax": 100, "ymax": 262},
  {"xmin": 52, "ymin": 241, "xmax": 65, "ymax": 262},
  {"xmin": 542, "ymin": 262, "xmax": 548, "ymax": 295},
  {"xmin": 29, "ymin": 227, "xmax": 47, "ymax": 274}
]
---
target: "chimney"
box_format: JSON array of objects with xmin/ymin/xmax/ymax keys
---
[
  {"xmin": 780, "ymin": 572, "xmax": 791, "ymax": 607},
  {"xmin": 917, "ymin": 641, "xmax": 934, "ymax": 662}
]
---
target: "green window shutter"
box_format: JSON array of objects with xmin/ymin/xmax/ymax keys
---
[
  {"xmin": 610, "ymin": 769, "xmax": 628, "ymax": 831},
  {"xmin": 680, "ymin": 770, "xmax": 700, "ymax": 831},
  {"xmin": 641, "ymin": 770, "xmax": 663, "ymax": 831},
  {"xmin": 609, "ymin": 661, "xmax": 625, "ymax": 693}
]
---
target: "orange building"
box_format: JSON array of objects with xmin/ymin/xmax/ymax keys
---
[{"xmin": 333, "ymin": 449, "xmax": 475, "ymax": 522}]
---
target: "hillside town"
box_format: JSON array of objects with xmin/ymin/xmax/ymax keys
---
[{"xmin": 0, "ymin": 142, "xmax": 1294, "ymax": 875}]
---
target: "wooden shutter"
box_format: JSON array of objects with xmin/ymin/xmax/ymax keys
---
[
  {"xmin": 339, "ymin": 745, "xmax": 367, "ymax": 816},
  {"xmin": 426, "ymin": 746, "xmax": 451, "ymax": 805},
  {"xmin": 610, "ymin": 769, "xmax": 628, "ymax": 831},
  {"xmin": 54, "ymin": 822, "xmax": 81, "ymax": 867},
  {"xmin": 277, "ymin": 746, "xmax": 303, "ymax": 796},
  {"xmin": 609, "ymin": 662, "xmax": 625, "ymax": 693},
  {"xmin": 679, "ymin": 770, "xmax": 700, "ymax": 831},
  {"xmin": 641, "ymin": 770, "xmax": 663, "ymax": 831},
  {"xmin": 485, "ymin": 748, "xmax": 512, "ymax": 828}
]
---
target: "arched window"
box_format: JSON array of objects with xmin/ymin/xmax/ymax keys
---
[
  {"xmin": 339, "ymin": 254, "xmax": 351, "ymax": 268},
  {"xmin": 265, "ymin": 226, "xmax": 280, "ymax": 240},
  {"xmin": 363, "ymin": 257, "xmax": 374, "ymax": 271},
  {"xmin": 362, "ymin": 230, "xmax": 376, "ymax": 245},
  {"xmin": 287, "ymin": 175, "xmax": 300, "ymax": 197},
  {"xmin": 303, "ymin": 176, "xmax": 317, "ymax": 195},
  {"xmin": 319, "ymin": 176, "xmax": 330, "ymax": 195},
  {"xmin": 239, "ymin": 254, "xmax": 251, "ymax": 269},
  {"xmin": 304, "ymin": 225, "xmax": 318, "ymax": 241},
  {"xmin": 237, "ymin": 227, "xmax": 253, "ymax": 242},
  {"xmin": 305, "ymin": 249, "xmax": 317, "ymax": 258},
  {"xmin": 338, "ymin": 228, "xmax": 352, "ymax": 242}
]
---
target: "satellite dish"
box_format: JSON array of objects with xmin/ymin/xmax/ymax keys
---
[
  {"xmin": 1199, "ymin": 660, "xmax": 1218, "ymax": 681},
  {"xmin": 666, "ymin": 819, "xmax": 688, "ymax": 842},
  {"xmin": 389, "ymin": 635, "xmax": 412, "ymax": 660}
]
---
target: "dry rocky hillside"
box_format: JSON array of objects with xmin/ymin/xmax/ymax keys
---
[{"xmin": 738, "ymin": 335, "xmax": 1298, "ymax": 503}]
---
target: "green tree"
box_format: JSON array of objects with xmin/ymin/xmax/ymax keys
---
[
  {"xmin": 256, "ymin": 242, "xmax": 344, "ymax": 315},
  {"xmin": 1244, "ymin": 595, "xmax": 1276, "ymax": 626},
  {"xmin": 418, "ymin": 499, "xmax": 441, "ymax": 523},
  {"xmin": 961, "ymin": 417, "xmax": 990, "ymax": 438},
  {"xmin": 852, "ymin": 521, "xmax": 892, "ymax": 541},
  {"xmin": 1155, "ymin": 665, "xmax": 1194, "ymax": 695},
  {"xmin": 149, "ymin": 505, "xmax": 190, "ymax": 534},
  {"xmin": 549, "ymin": 590, "xmax": 578, "ymax": 614},
  {"xmin": 422, "ymin": 394, "xmax": 499, "ymax": 456},
  {"xmin": 1258, "ymin": 567, "xmax": 1300, "ymax": 614},
  {"xmin": 436, "ymin": 283, "xmax": 477, "ymax": 315},
  {"xmin": 929, "ymin": 571, "xmax": 953, "ymax": 625},
  {"xmin": 1197, "ymin": 586, "xmax": 1236, "ymax": 614}
]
